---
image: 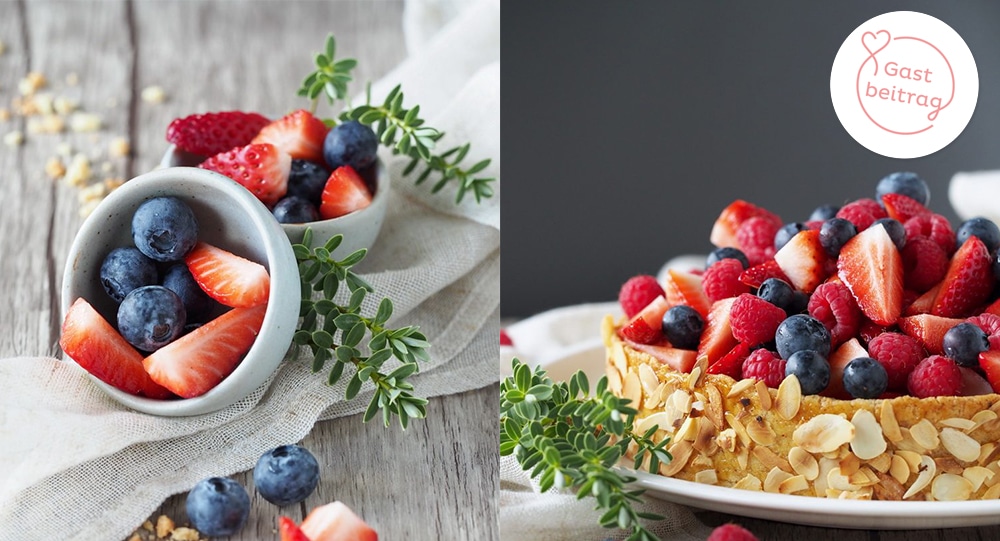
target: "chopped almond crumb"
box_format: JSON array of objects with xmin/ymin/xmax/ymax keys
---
[
  {"xmin": 53, "ymin": 96, "xmax": 78, "ymax": 115},
  {"xmin": 64, "ymin": 153, "xmax": 91, "ymax": 186},
  {"xmin": 0, "ymin": 108, "xmax": 9, "ymax": 122},
  {"xmin": 155, "ymin": 514, "xmax": 174, "ymax": 538},
  {"xmin": 103, "ymin": 177, "xmax": 125, "ymax": 191},
  {"xmin": 18, "ymin": 72, "xmax": 46, "ymax": 96},
  {"xmin": 109, "ymin": 136, "xmax": 130, "ymax": 158},
  {"xmin": 169, "ymin": 526, "xmax": 200, "ymax": 541},
  {"xmin": 141, "ymin": 85, "xmax": 167, "ymax": 104},
  {"xmin": 141, "ymin": 520, "xmax": 154, "ymax": 532},
  {"xmin": 56, "ymin": 142, "xmax": 73, "ymax": 157},
  {"xmin": 69, "ymin": 112, "xmax": 102, "ymax": 132},
  {"xmin": 3, "ymin": 130, "xmax": 24, "ymax": 146},
  {"xmin": 65, "ymin": 72, "xmax": 79, "ymax": 86},
  {"xmin": 45, "ymin": 156, "xmax": 65, "ymax": 179},
  {"xmin": 26, "ymin": 114, "xmax": 65, "ymax": 134},
  {"xmin": 127, "ymin": 533, "xmax": 142, "ymax": 541},
  {"xmin": 78, "ymin": 198, "xmax": 101, "ymax": 218},
  {"xmin": 78, "ymin": 182, "xmax": 107, "ymax": 203}
]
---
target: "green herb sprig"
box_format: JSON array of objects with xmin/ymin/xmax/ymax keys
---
[
  {"xmin": 297, "ymin": 34, "xmax": 357, "ymax": 113},
  {"xmin": 292, "ymin": 229, "xmax": 430, "ymax": 428},
  {"xmin": 500, "ymin": 358, "xmax": 672, "ymax": 541}
]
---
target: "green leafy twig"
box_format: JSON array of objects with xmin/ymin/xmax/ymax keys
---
[
  {"xmin": 297, "ymin": 34, "xmax": 357, "ymax": 115},
  {"xmin": 292, "ymin": 229, "xmax": 430, "ymax": 428},
  {"xmin": 500, "ymin": 358, "xmax": 671, "ymax": 541}
]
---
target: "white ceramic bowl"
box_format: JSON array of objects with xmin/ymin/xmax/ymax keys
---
[
  {"xmin": 160, "ymin": 145, "xmax": 390, "ymax": 258},
  {"xmin": 60, "ymin": 167, "xmax": 300, "ymax": 416}
]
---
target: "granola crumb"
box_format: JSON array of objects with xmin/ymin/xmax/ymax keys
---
[
  {"xmin": 56, "ymin": 142, "xmax": 73, "ymax": 157},
  {"xmin": 78, "ymin": 181, "xmax": 107, "ymax": 203},
  {"xmin": 103, "ymin": 177, "xmax": 125, "ymax": 191},
  {"xmin": 69, "ymin": 112, "xmax": 102, "ymax": 132},
  {"xmin": 65, "ymin": 72, "xmax": 79, "ymax": 86},
  {"xmin": 0, "ymin": 108, "xmax": 9, "ymax": 122},
  {"xmin": 141, "ymin": 85, "xmax": 167, "ymax": 104},
  {"xmin": 64, "ymin": 153, "xmax": 91, "ymax": 187},
  {"xmin": 127, "ymin": 533, "xmax": 142, "ymax": 541},
  {"xmin": 3, "ymin": 130, "xmax": 24, "ymax": 146},
  {"xmin": 18, "ymin": 72, "xmax": 46, "ymax": 96},
  {"xmin": 26, "ymin": 114, "xmax": 65, "ymax": 134},
  {"xmin": 141, "ymin": 520, "xmax": 155, "ymax": 532},
  {"xmin": 109, "ymin": 136, "xmax": 130, "ymax": 158},
  {"xmin": 169, "ymin": 527, "xmax": 200, "ymax": 541},
  {"xmin": 45, "ymin": 156, "xmax": 65, "ymax": 179},
  {"xmin": 78, "ymin": 198, "xmax": 101, "ymax": 218},
  {"xmin": 155, "ymin": 514, "xmax": 175, "ymax": 538},
  {"xmin": 53, "ymin": 96, "xmax": 79, "ymax": 115}
]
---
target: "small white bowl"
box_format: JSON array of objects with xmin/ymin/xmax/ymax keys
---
[
  {"xmin": 61, "ymin": 167, "xmax": 300, "ymax": 416},
  {"xmin": 160, "ymin": 145, "xmax": 390, "ymax": 258}
]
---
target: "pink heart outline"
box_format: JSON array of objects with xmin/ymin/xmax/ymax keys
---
[{"xmin": 861, "ymin": 30, "xmax": 891, "ymax": 76}]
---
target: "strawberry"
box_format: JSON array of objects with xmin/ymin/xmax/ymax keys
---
[
  {"xmin": 184, "ymin": 242, "xmax": 271, "ymax": 308},
  {"xmin": 907, "ymin": 355, "xmax": 963, "ymax": 398},
  {"xmin": 618, "ymin": 274, "xmax": 665, "ymax": 318},
  {"xmin": 773, "ymin": 229, "xmax": 828, "ymax": 293},
  {"xmin": 199, "ymin": 143, "xmax": 291, "ymax": 206},
  {"xmin": 279, "ymin": 517, "xmax": 311, "ymax": 541},
  {"xmin": 983, "ymin": 297, "xmax": 1000, "ymax": 317},
  {"xmin": 697, "ymin": 297, "xmax": 739, "ymax": 365},
  {"xmin": 59, "ymin": 298, "xmax": 174, "ymax": 399},
  {"xmin": 300, "ymin": 501, "xmax": 378, "ymax": 541},
  {"xmin": 627, "ymin": 342, "xmax": 698, "ymax": 373},
  {"xmin": 710, "ymin": 200, "xmax": 782, "ymax": 249},
  {"xmin": 729, "ymin": 293, "xmax": 785, "ymax": 346},
  {"xmin": 979, "ymin": 350, "xmax": 1000, "ymax": 393},
  {"xmin": 707, "ymin": 342, "xmax": 751, "ymax": 378},
  {"xmin": 702, "ymin": 258, "xmax": 750, "ymax": 302},
  {"xmin": 252, "ymin": 109, "xmax": 329, "ymax": 163},
  {"xmin": 897, "ymin": 314, "xmax": 963, "ymax": 355},
  {"xmin": 932, "ymin": 236, "xmax": 995, "ymax": 318},
  {"xmin": 836, "ymin": 198, "xmax": 887, "ymax": 231},
  {"xmin": 738, "ymin": 259, "xmax": 789, "ymax": 289},
  {"xmin": 807, "ymin": 281, "xmax": 861, "ymax": 347},
  {"xmin": 166, "ymin": 111, "xmax": 270, "ymax": 156},
  {"xmin": 824, "ymin": 337, "xmax": 868, "ymax": 399},
  {"xmin": 707, "ymin": 523, "xmax": 759, "ymax": 541},
  {"xmin": 960, "ymin": 366, "xmax": 995, "ymax": 396},
  {"xmin": 837, "ymin": 223, "xmax": 903, "ymax": 326},
  {"xmin": 320, "ymin": 166, "xmax": 373, "ymax": 220},
  {"xmin": 867, "ymin": 332, "xmax": 925, "ymax": 391},
  {"xmin": 619, "ymin": 314, "xmax": 662, "ymax": 344},
  {"xmin": 663, "ymin": 269, "xmax": 711, "ymax": 318},
  {"xmin": 143, "ymin": 304, "xmax": 266, "ymax": 398},
  {"xmin": 904, "ymin": 283, "xmax": 940, "ymax": 316},
  {"xmin": 881, "ymin": 192, "xmax": 930, "ymax": 223}
]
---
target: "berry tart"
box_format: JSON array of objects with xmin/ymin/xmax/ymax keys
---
[{"xmin": 605, "ymin": 172, "xmax": 1000, "ymax": 501}]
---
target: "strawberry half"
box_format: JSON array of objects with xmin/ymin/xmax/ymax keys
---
[
  {"xmin": 319, "ymin": 166, "xmax": 373, "ymax": 220},
  {"xmin": 663, "ymin": 269, "xmax": 711, "ymax": 318},
  {"xmin": 59, "ymin": 298, "xmax": 173, "ymax": 399},
  {"xmin": 620, "ymin": 295, "xmax": 670, "ymax": 344},
  {"xmin": 300, "ymin": 501, "xmax": 378, "ymax": 541},
  {"xmin": 279, "ymin": 517, "xmax": 311, "ymax": 541},
  {"xmin": 166, "ymin": 111, "xmax": 270, "ymax": 156},
  {"xmin": 738, "ymin": 259, "xmax": 789, "ymax": 289},
  {"xmin": 979, "ymin": 350, "xmax": 1000, "ymax": 393},
  {"xmin": 773, "ymin": 229, "xmax": 828, "ymax": 293},
  {"xmin": 199, "ymin": 143, "xmax": 291, "ymax": 206},
  {"xmin": 143, "ymin": 304, "xmax": 267, "ymax": 398},
  {"xmin": 706, "ymin": 342, "xmax": 751, "ymax": 379},
  {"xmin": 697, "ymin": 297, "xmax": 739, "ymax": 365},
  {"xmin": 932, "ymin": 236, "xmax": 994, "ymax": 318},
  {"xmin": 625, "ymin": 342, "xmax": 698, "ymax": 373},
  {"xmin": 837, "ymin": 223, "xmax": 903, "ymax": 326},
  {"xmin": 252, "ymin": 109, "xmax": 329, "ymax": 163},
  {"xmin": 881, "ymin": 192, "xmax": 930, "ymax": 223},
  {"xmin": 185, "ymin": 242, "xmax": 270, "ymax": 308},
  {"xmin": 824, "ymin": 337, "xmax": 868, "ymax": 399},
  {"xmin": 897, "ymin": 314, "xmax": 963, "ymax": 355},
  {"xmin": 709, "ymin": 200, "xmax": 782, "ymax": 249}
]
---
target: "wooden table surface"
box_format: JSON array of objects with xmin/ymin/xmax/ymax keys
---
[{"xmin": 0, "ymin": 1, "xmax": 498, "ymax": 540}]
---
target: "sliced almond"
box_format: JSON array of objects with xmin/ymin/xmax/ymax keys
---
[
  {"xmin": 793, "ymin": 414, "xmax": 855, "ymax": 454},
  {"xmin": 764, "ymin": 467, "xmax": 794, "ymax": 493},
  {"xmin": 665, "ymin": 389, "xmax": 693, "ymax": 429},
  {"xmin": 889, "ymin": 454, "xmax": 911, "ymax": 485},
  {"xmin": 936, "ymin": 457, "xmax": 964, "ymax": 476},
  {"xmin": 601, "ymin": 315, "xmax": 616, "ymax": 347},
  {"xmin": 693, "ymin": 416, "xmax": 718, "ymax": 455},
  {"xmin": 827, "ymin": 467, "xmax": 861, "ymax": 491},
  {"xmin": 636, "ymin": 412, "xmax": 672, "ymax": 435},
  {"xmin": 622, "ymin": 369, "xmax": 642, "ymax": 410},
  {"xmin": 704, "ymin": 382, "xmax": 724, "ymax": 430},
  {"xmin": 775, "ymin": 375, "xmax": 802, "ymax": 421},
  {"xmin": 970, "ymin": 410, "xmax": 999, "ymax": 433},
  {"xmin": 963, "ymin": 466, "xmax": 994, "ymax": 492},
  {"xmin": 980, "ymin": 443, "xmax": 998, "ymax": 466},
  {"xmin": 983, "ymin": 483, "xmax": 1000, "ymax": 500},
  {"xmin": 726, "ymin": 412, "xmax": 751, "ymax": 448},
  {"xmin": 690, "ymin": 453, "xmax": 714, "ymax": 470},
  {"xmin": 872, "ymin": 470, "xmax": 906, "ymax": 501},
  {"xmin": 736, "ymin": 445, "xmax": 750, "ymax": 471},
  {"xmin": 940, "ymin": 417, "xmax": 977, "ymax": 431},
  {"xmin": 694, "ymin": 469, "xmax": 718, "ymax": 485},
  {"xmin": 747, "ymin": 416, "xmax": 777, "ymax": 446},
  {"xmin": 896, "ymin": 450, "xmax": 923, "ymax": 473},
  {"xmin": 838, "ymin": 487, "xmax": 873, "ymax": 500},
  {"xmin": 779, "ymin": 474, "xmax": 809, "ymax": 495},
  {"xmin": 894, "ymin": 428, "xmax": 926, "ymax": 454},
  {"xmin": 850, "ymin": 409, "xmax": 887, "ymax": 460},
  {"xmin": 868, "ymin": 452, "xmax": 892, "ymax": 474},
  {"xmin": 733, "ymin": 474, "xmax": 762, "ymax": 491},
  {"xmin": 940, "ymin": 427, "xmax": 981, "ymax": 463},
  {"xmin": 606, "ymin": 363, "xmax": 623, "ymax": 395},
  {"xmin": 752, "ymin": 445, "xmax": 791, "ymax": 473},
  {"xmin": 789, "ymin": 446, "xmax": 819, "ymax": 480},
  {"xmin": 728, "ymin": 378, "xmax": 756, "ymax": 398},
  {"xmin": 909, "ymin": 419, "xmax": 940, "ymax": 451},
  {"xmin": 848, "ymin": 466, "xmax": 879, "ymax": 487},
  {"xmin": 686, "ymin": 360, "xmax": 706, "ymax": 389},
  {"xmin": 611, "ymin": 341, "xmax": 628, "ymax": 376},
  {"xmin": 716, "ymin": 428, "xmax": 738, "ymax": 453},
  {"xmin": 815, "ymin": 457, "xmax": 839, "ymax": 495},
  {"xmin": 677, "ymin": 416, "xmax": 699, "ymax": 442},
  {"xmin": 902, "ymin": 455, "xmax": 936, "ymax": 500},
  {"xmin": 880, "ymin": 401, "xmax": 903, "ymax": 443},
  {"xmin": 659, "ymin": 440, "xmax": 694, "ymax": 477},
  {"xmin": 839, "ymin": 453, "xmax": 861, "ymax": 476},
  {"xmin": 931, "ymin": 473, "xmax": 973, "ymax": 501},
  {"xmin": 638, "ymin": 363, "xmax": 659, "ymax": 398},
  {"xmin": 755, "ymin": 380, "xmax": 772, "ymax": 411},
  {"xmin": 646, "ymin": 382, "xmax": 667, "ymax": 410}
]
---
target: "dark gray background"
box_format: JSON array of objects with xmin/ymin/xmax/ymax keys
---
[{"xmin": 501, "ymin": 1, "xmax": 1000, "ymax": 319}]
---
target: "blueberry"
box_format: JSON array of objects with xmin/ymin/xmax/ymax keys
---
[
  {"xmin": 873, "ymin": 217, "xmax": 906, "ymax": 251},
  {"xmin": 785, "ymin": 350, "xmax": 830, "ymax": 395},
  {"xmin": 819, "ymin": 217, "xmax": 857, "ymax": 258},
  {"xmin": 131, "ymin": 196, "xmax": 198, "ymax": 262},
  {"xmin": 162, "ymin": 264, "xmax": 214, "ymax": 323},
  {"xmin": 186, "ymin": 477, "xmax": 250, "ymax": 537},
  {"xmin": 956, "ymin": 217, "xmax": 1000, "ymax": 253},
  {"xmin": 775, "ymin": 314, "xmax": 831, "ymax": 360},
  {"xmin": 272, "ymin": 196, "xmax": 320, "ymax": 224},
  {"xmin": 842, "ymin": 356, "xmax": 888, "ymax": 399},
  {"xmin": 787, "ymin": 290, "xmax": 811, "ymax": 316},
  {"xmin": 942, "ymin": 322, "xmax": 989, "ymax": 367},
  {"xmin": 994, "ymin": 250, "xmax": 1000, "ymax": 282},
  {"xmin": 286, "ymin": 159, "xmax": 330, "ymax": 204},
  {"xmin": 253, "ymin": 444, "xmax": 321, "ymax": 506},
  {"xmin": 809, "ymin": 204, "xmax": 840, "ymax": 222},
  {"xmin": 774, "ymin": 222, "xmax": 806, "ymax": 252},
  {"xmin": 117, "ymin": 285, "xmax": 186, "ymax": 351},
  {"xmin": 706, "ymin": 247, "xmax": 749, "ymax": 270},
  {"xmin": 323, "ymin": 120, "xmax": 378, "ymax": 171},
  {"xmin": 99, "ymin": 247, "xmax": 158, "ymax": 303},
  {"xmin": 662, "ymin": 305, "xmax": 704, "ymax": 350},
  {"xmin": 757, "ymin": 278, "xmax": 795, "ymax": 313},
  {"xmin": 876, "ymin": 171, "xmax": 930, "ymax": 206}
]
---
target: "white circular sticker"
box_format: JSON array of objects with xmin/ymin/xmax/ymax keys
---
[{"xmin": 830, "ymin": 11, "xmax": 978, "ymax": 159}]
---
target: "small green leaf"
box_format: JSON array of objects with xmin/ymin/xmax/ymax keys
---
[
  {"xmin": 311, "ymin": 330, "xmax": 334, "ymax": 349},
  {"xmin": 327, "ymin": 359, "xmax": 345, "ymax": 385},
  {"xmin": 374, "ymin": 298, "xmax": 393, "ymax": 325},
  {"xmin": 344, "ymin": 321, "xmax": 367, "ymax": 347},
  {"xmin": 345, "ymin": 374, "xmax": 363, "ymax": 400},
  {"xmin": 348, "ymin": 287, "xmax": 366, "ymax": 312}
]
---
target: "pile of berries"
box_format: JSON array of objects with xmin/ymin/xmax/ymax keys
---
[
  {"xmin": 166, "ymin": 110, "xmax": 377, "ymax": 223},
  {"xmin": 617, "ymin": 171, "xmax": 1000, "ymax": 400},
  {"xmin": 60, "ymin": 196, "xmax": 271, "ymax": 399}
]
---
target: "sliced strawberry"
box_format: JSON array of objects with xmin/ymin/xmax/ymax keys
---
[
  {"xmin": 960, "ymin": 366, "xmax": 995, "ymax": 396},
  {"xmin": 897, "ymin": 314, "xmax": 963, "ymax": 355},
  {"xmin": 663, "ymin": 269, "xmax": 711, "ymax": 318},
  {"xmin": 707, "ymin": 342, "xmax": 751, "ymax": 379},
  {"xmin": 279, "ymin": 517, "xmax": 311, "ymax": 541},
  {"xmin": 904, "ymin": 283, "xmax": 940, "ymax": 316},
  {"xmin": 984, "ymin": 297, "xmax": 1000, "ymax": 317},
  {"xmin": 619, "ymin": 315, "xmax": 661, "ymax": 344},
  {"xmin": 185, "ymin": 242, "xmax": 270, "ymax": 308},
  {"xmin": 626, "ymin": 342, "xmax": 698, "ymax": 373},
  {"xmin": 319, "ymin": 166, "xmax": 373, "ymax": 220},
  {"xmin": 773, "ymin": 229, "xmax": 828, "ymax": 293},
  {"xmin": 199, "ymin": 143, "xmax": 291, "ymax": 206},
  {"xmin": 300, "ymin": 501, "xmax": 378, "ymax": 541},
  {"xmin": 881, "ymin": 192, "xmax": 930, "ymax": 223},
  {"xmin": 979, "ymin": 350, "xmax": 1000, "ymax": 393},
  {"xmin": 837, "ymin": 223, "xmax": 903, "ymax": 326},
  {"xmin": 697, "ymin": 297, "xmax": 739, "ymax": 365},
  {"xmin": 59, "ymin": 298, "xmax": 173, "ymax": 399},
  {"xmin": 738, "ymin": 259, "xmax": 789, "ymax": 289},
  {"xmin": 932, "ymin": 236, "xmax": 995, "ymax": 318},
  {"xmin": 823, "ymin": 337, "xmax": 868, "ymax": 399},
  {"xmin": 252, "ymin": 109, "xmax": 329, "ymax": 163},
  {"xmin": 143, "ymin": 304, "xmax": 266, "ymax": 398},
  {"xmin": 166, "ymin": 111, "xmax": 270, "ymax": 156},
  {"xmin": 709, "ymin": 200, "xmax": 782, "ymax": 249}
]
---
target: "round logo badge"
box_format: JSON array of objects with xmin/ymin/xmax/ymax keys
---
[{"xmin": 830, "ymin": 11, "xmax": 978, "ymax": 159}]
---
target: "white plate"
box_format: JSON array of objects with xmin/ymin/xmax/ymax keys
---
[{"xmin": 533, "ymin": 341, "xmax": 1000, "ymax": 530}]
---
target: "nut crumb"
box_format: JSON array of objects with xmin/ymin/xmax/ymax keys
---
[
  {"xmin": 69, "ymin": 112, "xmax": 102, "ymax": 132},
  {"xmin": 155, "ymin": 514, "xmax": 174, "ymax": 538},
  {"xmin": 3, "ymin": 130, "xmax": 24, "ymax": 146},
  {"xmin": 18, "ymin": 72, "xmax": 46, "ymax": 96},
  {"xmin": 169, "ymin": 526, "xmax": 200, "ymax": 541},
  {"xmin": 109, "ymin": 136, "xmax": 130, "ymax": 158},
  {"xmin": 65, "ymin": 153, "xmax": 91, "ymax": 186},
  {"xmin": 26, "ymin": 114, "xmax": 65, "ymax": 134},
  {"xmin": 56, "ymin": 142, "xmax": 73, "ymax": 157},
  {"xmin": 141, "ymin": 520, "xmax": 154, "ymax": 532},
  {"xmin": 103, "ymin": 177, "xmax": 125, "ymax": 191},
  {"xmin": 0, "ymin": 108, "xmax": 9, "ymax": 122},
  {"xmin": 65, "ymin": 72, "xmax": 79, "ymax": 86},
  {"xmin": 45, "ymin": 156, "xmax": 65, "ymax": 179},
  {"xmin": 79, "ymin": 198, "xmax": 100, "ymax": 218},
  {"xmin": 127, "ymin": 534, "xmax": 142, "ymax": 541},
  {"xmin": 141, "ymin": 85, "xmax": 167, "ymax": 104},
  {"xmin": 53, "ymin": 96, "xmax": 79, "ymax": 115}
]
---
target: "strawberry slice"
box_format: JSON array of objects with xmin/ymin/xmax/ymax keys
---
[
  {"xmin": 620, "ymin": 295, "xmax": 670, "ymax": 344},
  {"xmin": 166, "ymin": 111, "xmax": 270, "ymax": 156},
  {"xmin": 663, "ymin": 269, "xmax": 711, "ymax": 318},
  {"xmin": 960, "ymin": 366, "xmax": 995, "ymax": 396},
  {"xmin": 252, "ymin": 109, "xmax": 329, "ymax": 163},
  {"xmin": 143, "ymin": 304, "xmax": 266, "ymax": 398},
  {"xmin": 697, "ymin": 297, "xmax": 739, "ymax": 365},
  {"xmin": 185, "ymin": 242, "xmax": 270, "ymax": 308},
  {"xmin": 706, "ymin": 342, "xmax": 751, "ymax": 379},
  {"xmin": 773, "ymin": 229, "xmax": 828, "ymax": 293},
  {"xmin": 932, "ymin": 236, "xmax": 994, "ymax": 318},
  {"xmin": 983, "ymin": 297, "xmax": 1000, "ymax": 317},
  {"xmin": 738, "ymin": 259, "xmax": 789, "ymax": 289},
  {"xmin": 904, "ymin": 283, "xmax": 940, "ymax": 316},
  {"xmin": 837, "ymin": 223, "xmax": 903, "ymax": 326},
  {"xmin": 300, "ymin": 501, "xmax": 378, "ymax": 541},
  {"xmin": 279, "ymin": 517, "xmax": 310, "ymax": 541},
  {"xmin": 59, "ymin": 298, "xmax": 173, "ymax": 399},
  {"xmin": 199, "ymin": 143, "xmax": 291, "ymax": 206},
  {"xmin": 979, "ymin": 350, "xmax": 1000, "ymax": 393},
  {"xmin": 626, "ymin": 342, "xmax": 698, "ymax": 373},
  {"xmin": 319, "ymin": 166, "xmax": 373, "ymax": 220},
  {"xmin": 897, "ymin": 314, "xmax": 963, "ymax": 355},
  {"xmin": 709, "ymin": 200, "xmax": 782, "ymax": 249},
  {"xmin": 881, "ymin": 192, "xmax": 930, "ymax": 223},
  {"xmin": 823, "ymin": 337, "xmax": 868, "ymax": 399}
]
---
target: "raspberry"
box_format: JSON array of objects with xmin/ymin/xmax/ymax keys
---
[
  {"xmin": 741, "ymin": 348, "xmax": 786, "ymax": 388},
  {"xmin": 729, "ymin": 293, "xmax": 786, "ymax": 346},
  {"xmin": 907, "ymin": 355, "xmax": 963, "ymax": 397},
  {"xmin": 736, "ymin": 217, "xmax": 780, "ymax": 265},
  {"xmin": 703, "ymin": 259, "xmax": 750, "ymax": 302},
  {"xmin": 901, "ymin": 236, "xmax": 949, "ymax": 292},
  {"xmin": 904, "ymin": 213, "xmax": 956, "ymax": 255},
  {"xmin": 836, "ymin": 198, "xmax": 887, "ymax": 231},
  {"xmin": 807, "ymin": 281, "xmax": 861, "ymax": 346},
  {"xmin": 707, "ymin": 523, "xmax": 759, "ymax": 541},
  {"xmin": 618, "ymin": 275, "xmax": 664, "ymax": 319},
  {"xmin": 868, "ymin": 332, "xmax": 925, "ymax": 391},
  {"xmin": 967, "ymin": 313, "xmax": 1000, "ymax": 336}
]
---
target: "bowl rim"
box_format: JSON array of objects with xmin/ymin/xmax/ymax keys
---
[{"xmin": 60, "ymin": 166, "xmax": 300, "ymax": 416}]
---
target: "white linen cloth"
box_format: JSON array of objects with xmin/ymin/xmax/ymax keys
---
[{"xmin": 0, "ymin": 1, "xmax": 499, "ymax": 540}]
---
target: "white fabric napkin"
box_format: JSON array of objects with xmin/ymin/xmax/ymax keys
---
[{"xmin": 0, "ymin": 2, "xmax": 499, "ymax": 540}]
